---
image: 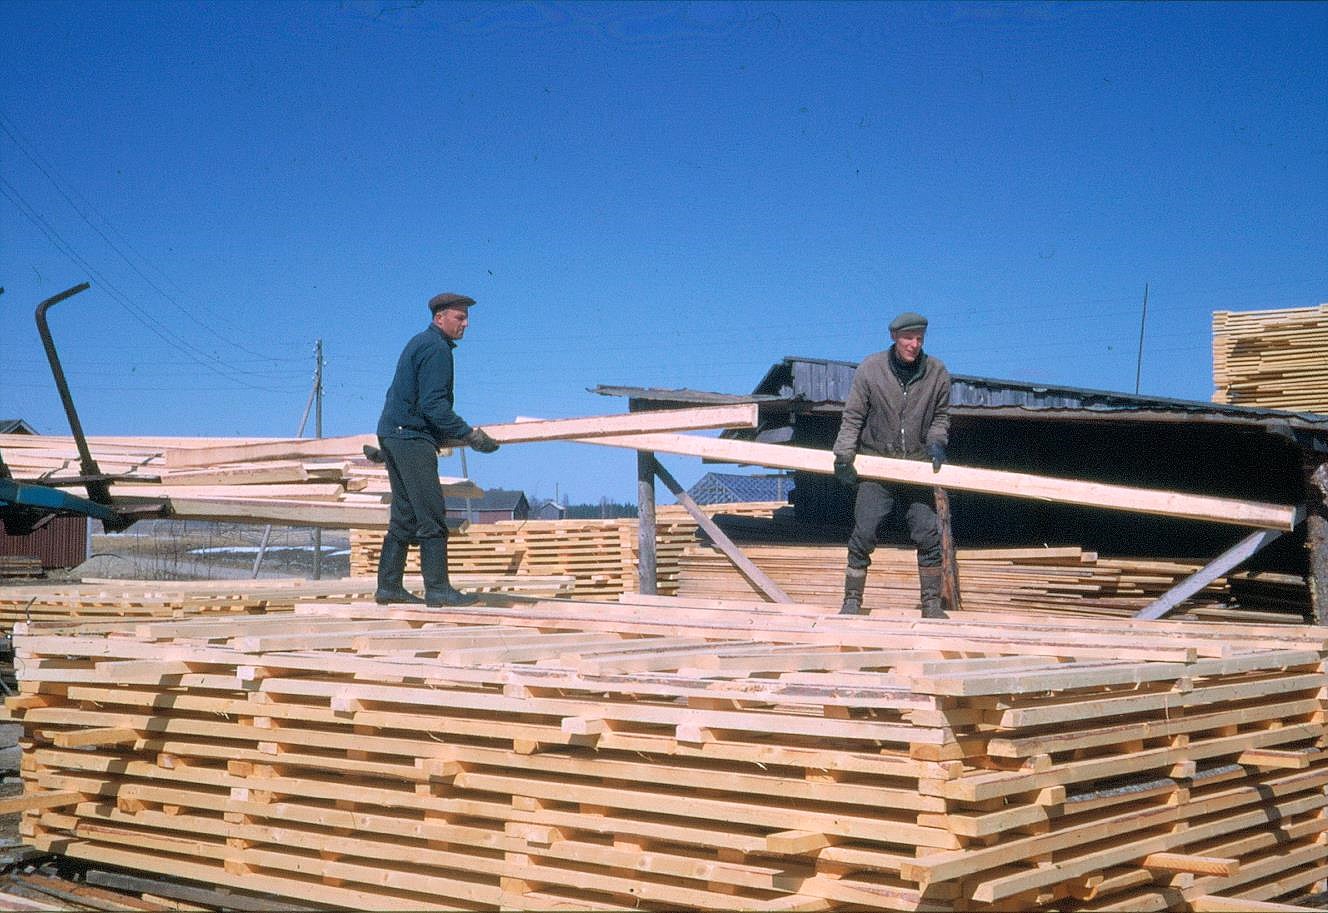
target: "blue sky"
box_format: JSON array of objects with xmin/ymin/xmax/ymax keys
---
[{"xmin": 3, "ymin": 1, "xmax": 1325, "ymax": 504}]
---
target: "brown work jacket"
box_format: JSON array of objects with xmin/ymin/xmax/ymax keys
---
[{"xmin": 832, "ymin": 348, "xmax": 951, "ymax": 462}]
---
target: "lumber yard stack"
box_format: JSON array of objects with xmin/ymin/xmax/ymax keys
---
[
  {"xmin": 0, "ymin": 557, "xmax": 43, "ymax": 580},
  {"xmin": 0, "ymin": 433, "xmax": 478, "ymax": 530},
  {"xmin": 0, "ymin": 576, "xmax": 574, "ymax": 628},
  {"xmin": 1213, "ymin": 303, "xmax": 1328, "ymax": 413},
  {"xmin": 3, "ymin": 596, "xmax": 1327, "ymax": 911},
  {"xmin": 348, "ymin": 502, "xmax": 784, "ymax": 598},
  {"xmin": 678, "ymin": 542, "xmax": 1312, "ymax": 623}
]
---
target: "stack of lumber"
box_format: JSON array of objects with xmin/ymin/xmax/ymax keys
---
[
  {"xmin": 0, "ymin": 557, "xmax": 43, "ymax": 580},
  {"xmin": 1213, "ymin": 303, "xmax": 1328, "ymax": 413},
  {"xmin": 349, "ymin": 503, "xmax": 784, "ymax": 599},
  {"xmin": 4, "ymin": 596, "xmax": 1327, "ymax": 911},
  {"xmin": 0, "ymin": 575, "xmax": 574, "ymax": 628},
  {"xmin": 0, "ymin": 433, "xmax": 477, "ymax": 530},
  {"xmin": 677, "ymin": 542, "xmax": 1311, "ymax": 622},
  {"xmin": 0, "ymin": 869, "xmax": 190, "ymax": 912}
]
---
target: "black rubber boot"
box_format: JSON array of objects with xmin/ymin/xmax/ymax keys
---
[
  {"xmin": 374, "ymin": 534, "xmax": 425, "ymax": 604},
  {"xmin": 419, "ymin": 537, "xmax": 478, "ymax": 607},
  {"xmin": 918, "ymin": 564, "xmax": 948, "ymax": 619},
  {"xmin": 839, "ymin": 567, "xmax": 867, "ymax": 615}
]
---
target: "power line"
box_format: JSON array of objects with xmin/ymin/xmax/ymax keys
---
[
  {"xmin": 0, "ymin": 178, "xmax": 297, "ymax": 393},
  {"xmin": 0, "ymin": 108, "xmax": 299, "ymax": 363}
]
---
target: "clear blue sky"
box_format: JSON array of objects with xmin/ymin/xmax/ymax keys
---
[{"xmin": 3, "ymin": 1, "xmax": 1325, "ymax": 504}]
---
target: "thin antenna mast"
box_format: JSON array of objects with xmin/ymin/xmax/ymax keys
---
[{"xmin": 1134, "ymin": 283, "xmax": 1149, "ymax": 395}]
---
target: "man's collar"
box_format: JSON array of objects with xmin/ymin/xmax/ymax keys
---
[{"xmin": 428, "ymin": 323, "xmax": 458, "ymax": 347}]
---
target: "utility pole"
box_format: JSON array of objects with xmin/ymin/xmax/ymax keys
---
[
  {"xmin": 312, "ymin": 339, "xmax": 324, "ymax": 580},
  {"xmin": 252, "ymin": 340, "xmax": 319, "ymax": 579},
  {"xmin": 1134, "ymin": 283, "xmax": 1149, "ymax": 395}
]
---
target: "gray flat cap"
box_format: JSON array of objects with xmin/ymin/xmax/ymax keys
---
[{"xmin": 889, "ymin": 311, "xmax": 928, "ymax": 333}]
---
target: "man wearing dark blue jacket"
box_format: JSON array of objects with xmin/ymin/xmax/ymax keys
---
[{"xmin": 375, "ymin": 292, "xmax": 499, "ymax": 607}]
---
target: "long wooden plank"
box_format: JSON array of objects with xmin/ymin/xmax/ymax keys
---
[
  {"xmin": 650, "ymin": 456, "xmax": 791, "ymax": 604},
  {"xmin": 163, "ymin": 434, "xmax": 381, "ymax": 469},
  {"xmin": 1136, "ymin": 528, "xmax": 1288, "ymax": 619},
  {"xmin": 161, "ymin": 405, "xmax": 758, "ymax": 470},
  {"xmin": 487, "ymin": 404, "xmax": 757, "ymax": 444},
  {"xmin": 571, "ymin": 431, "xmax": 1300, "ymax": 529},
  {"xmin": 146, "ymin": 498, "xmax": 468, "ymax": 531}
]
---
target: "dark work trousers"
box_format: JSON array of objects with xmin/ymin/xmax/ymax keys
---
[
  {"xmin": 380, "ymin": 436, "xmax": 449, "ymax": 543},
  {"xmin": 847, "ymin": 480, "xmax": 942, "ymax": 570}
]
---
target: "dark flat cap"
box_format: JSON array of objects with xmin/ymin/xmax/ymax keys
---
[
  {"xmin": 889, "ymin": 311, "xmax": 928, "ymax": 333},
  {"xmin": 428, "ymin": 292, "xmax": 476, "ymax": 313}
]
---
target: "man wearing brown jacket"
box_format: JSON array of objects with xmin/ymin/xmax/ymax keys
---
[{"xmin": 832, "ymin": 312, "xmax": 951, "ymax": 618}]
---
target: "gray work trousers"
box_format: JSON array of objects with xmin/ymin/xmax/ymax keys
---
[
  {"xmin": 847, "ymin": 480, "xmax": 942, "ymax": 570},
  {"xmin": 380, "ymin": 436, "xmax": 449, "ymax": 543}
]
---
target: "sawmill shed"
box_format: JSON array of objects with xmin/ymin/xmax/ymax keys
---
[
  {"xmin": 596, "ymin": 356, "xmax": 1328, "ymax": 617},
  {"xmin": 0, "ymin": 421, "xmax": 90, "ymax": 572}
]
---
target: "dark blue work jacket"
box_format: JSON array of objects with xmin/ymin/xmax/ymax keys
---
[{"xmin": 376, "ymin": 324, "xmax": 472, "ymax": 446}]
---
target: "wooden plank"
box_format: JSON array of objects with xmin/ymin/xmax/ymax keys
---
[
  {"xmin": 1136, "ymin": 527, "xmax": 1290, "ymax": 619},
  {"xmin": 1141, "ymin": 852, "xmax": 1240, "ymax": 876},
  {"xmin": 51, "ymin": 726, "xmax": 139, "ymax": 748},
  {"xmin": 152, "ymin": 498, "xmax": 451, "ymax": 530},
  {"xmin": 570, "ymin": 431, "xmax": 1299, "ymax": 529},
  {"xmin": 650, "ymin": 456, "xmax": 792, "ymax": 604},
  {"xmin": 491, "ymin": 404, "xmax": 758, "ymax": 443},
  {"xmin": 163, "ymin": 434, "xmax": 381, "ymax": 469},
  {"xmin": 0, "ymin": 791, "xmax": 81, "ymax": 814},
  {"xmin": 1193, "ymin": 895, "xmax": 1321, "ymax": 912}
]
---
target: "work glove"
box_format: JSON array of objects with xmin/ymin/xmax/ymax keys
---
[
  {"xmin": 466, "ymin": 427, "xmax": 500, "ymax": 453},
  {"xmin": 927, "ymin": 442, "xmax": 946, "ymax": 473},
  {"xmin": 833, "ymin": 456, "xmax": 859, "ymax": 487}
]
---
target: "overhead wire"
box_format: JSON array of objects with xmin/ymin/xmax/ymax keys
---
[
  {"xmin": 0, "ymin": 177, "xmax": 296, "ymax": 394},
  {"xmin": 0, "ymin": 109, "xmax": 304, "ymax": 365}
]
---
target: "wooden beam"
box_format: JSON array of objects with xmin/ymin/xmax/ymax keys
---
[
  {"xmin": 1192, "ymin": 896, "xmax": 1315, "ymax": 913},
  {"xmin": 637, "ymin": 452, "xmax": 657, "ymax": 596},
  {"xmin": 155, "ymin": 498, "xmax": 469, "ymax": 532},
  {"xmin": 165, "ymin": 435, "xmax": 381, "ymax": 469},
  {"xmin": 650, "ymin": 457, "xmax": 792, "ymax": 604},
  {"xmin": 1134, "ymin": 527, "xmax": 1289, "ymax": 620},
  {"xmin": 51, "ymin": 727, "xmax": 139, "ymax": 748},
  {"xmin": 1307, "ymin": 461, "xmax": 1328, "ymax": 624},
  {"xmin": 1140, "ymin": 852, "xmax": 1239, "ymax": 876},
  {"xmin": 570, "ymin": 431, "xmax": 1299, "ymax": 530},
  {"xmin": 0, "ymin": 790, "xmax": 81, "ymax": 814},
  {"xmin": 491, "ymin": 404, "xmax": 758, "ymax": 444}
]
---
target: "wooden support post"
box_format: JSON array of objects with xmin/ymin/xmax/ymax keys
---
[
  {"xmin": 1134, "ymin": 525, "xmax": 1291, "ymax": 620},
  {"xmin": 934, "ymin": 487, "xmax": 962, "ymax": 613},
  {"xmin": 650, "ymin": 456, "xmax": 793, "ymax": 603},
  {"xmin": 1307, "ymin": 461, "xmax": 1328, "ymax": 625},
  {"xmin": 637, "ymin": 451, "xmax": 656, "ymax": 596}
]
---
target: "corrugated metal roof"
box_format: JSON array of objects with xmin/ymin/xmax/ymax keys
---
[
  {"xmin": 685, "ymin": 472, "xmax": 793, "ymax": 505},
  {"xmin": 755, "ymin": 356, "xmax": 1328, "ymax": 432},
  {"xmin": 596, "ymin": 358, "xmax": 1328, "ymax": 445}
]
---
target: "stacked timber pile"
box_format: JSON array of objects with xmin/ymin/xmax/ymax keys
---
[
  {"xmin": 0, "ymin": 433, "xmax": 478, "ymax": 530},
  {"xmin": 349, "ymin": 502, "xmax": 785, "ymax": 599},
  {"xmin": 0, "ymin": 575, "xmax": 574, "ymax": 627},
  {"xmin": 677, "ymin": 542, "xmax": 1311, "ymax": 622},
  {"xmin": 0, "ymin": 557, "xmax": 43, "ymax": 580},
  {"xmin": 1213, "ymin": 303, "xmax": 1328, "ymax": 412},
  {"xmin": 3, "ymin": 596, "xmax": 1326, "ymax": 911}
]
